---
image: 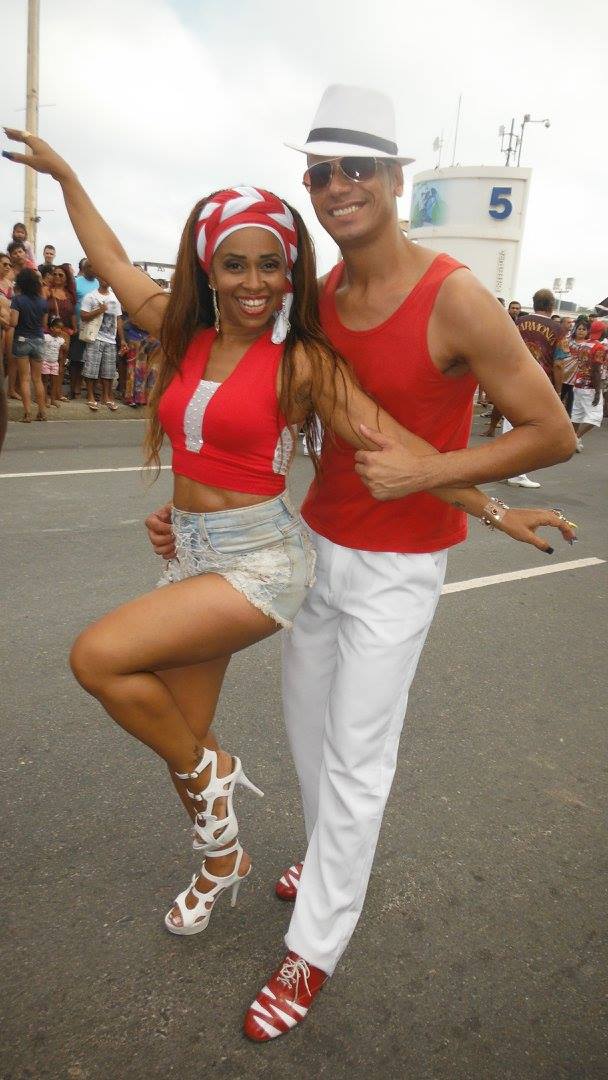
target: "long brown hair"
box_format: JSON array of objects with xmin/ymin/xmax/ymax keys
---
[{"xmin": 144, "ymin": 193, "xmax": 355, "ymax": 474}]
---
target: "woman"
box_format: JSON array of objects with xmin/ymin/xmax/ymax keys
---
[
  {"xmin": 123, "ymin": 318, "xmax": 157, "ymax": 407},
  {"xmin": 48, "ymin": 262, "xmax": 77, "ymax": 403},
  {"xmin": 0, "ymin": 252, "xmax": 18, "ymax": 399},
  {"xmin": 557, "ymin": 318, "xmax": 587, "ymax": 419},
  {"xmin": 2, "ymin": 128, "xmax": 577, "ymax": 935},
  {"xmin": 569, "ymin": 319, "xmax": 604, "ymax": 450},
  {"xmin": 8, "ymin": 266, "xmax": 48, "ymax": 421}
]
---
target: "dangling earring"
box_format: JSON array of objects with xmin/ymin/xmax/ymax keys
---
[
  {"xmin": 271, "ymin": 292, "xmax": 293, "ymax": 344},
  {"xmin": 210, "ymin": 284, "xmax": 220, "ymax": 334}
]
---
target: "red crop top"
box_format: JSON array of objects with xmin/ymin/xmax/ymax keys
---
[{"xmin": 158, "ymin": 327, "xmax": 295, "ymax": 495}]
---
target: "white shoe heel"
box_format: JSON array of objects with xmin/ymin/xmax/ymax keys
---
[
  {"xmin": 231, "ymin": 877, "xmax": 244, "ymax": 908},
  {"xmin": 237, "ymin": 768, "xmax": 264, "ymax": 798}
]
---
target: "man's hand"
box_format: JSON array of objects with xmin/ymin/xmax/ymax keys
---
[
  {"xmin": 354, "ymin": 425, "xmax": 435, "ymax": 500},
  {"xmin": 145, "ymin": 502, "xmax": 175, "ymax": 558}
]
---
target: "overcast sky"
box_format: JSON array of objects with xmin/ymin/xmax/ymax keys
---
[{"xmin": 2, "ymin": 0, "xmax": 607, "ymax": 307}]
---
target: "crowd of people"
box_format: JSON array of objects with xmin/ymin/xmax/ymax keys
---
[
  {"xmin": 0, "ymin": 222, "xmax": 157, "ymax": 421},
  {"xmin": 481, "ymin": 289, "xmax": 607, "ymax": 485}
]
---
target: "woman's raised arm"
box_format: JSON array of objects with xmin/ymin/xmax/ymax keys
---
[{"xmin": 2, "ymin": 129, "xmax": 168, "ymax": 338}]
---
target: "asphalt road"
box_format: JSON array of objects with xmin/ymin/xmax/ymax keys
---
[{"xmin": 1, "ymin": 416, "xmax": 607, "ymax": 1080}]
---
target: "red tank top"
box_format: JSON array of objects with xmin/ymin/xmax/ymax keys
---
[
  {"xmin": 158, "ymin": 327, "xmax": 294, "ymax": 495},
  {"xmin": 301, "ymin": 253, "xmax": 478, "ymax": 553}
]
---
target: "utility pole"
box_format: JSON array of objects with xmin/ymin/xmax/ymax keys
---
[{"xmin": 24, "ymin": 0, "xmax": 40, "ymax": 257}]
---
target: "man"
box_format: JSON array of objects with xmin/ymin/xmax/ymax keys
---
[
  {"xmin": 80, "ymin": 273, "xmax": 126, "ymax": 410},
  {"xmin": 69, "ymin": 258, "xmax": 99, "ymax": 398},
  {"xmin": 146, "ymin": 85, "xmax": 574, "ymax": 1039},
  {"xmin": 500, "ymin": 289, "xmax": 571, "ymax": 487},
  {"xmin": 37, "ymin": 244, "xmax": 56, "ymax": 274},
  {"xmin": 482, "ymin": 289, "xmax": 570, "ymax": 480},
  {"xmin": 7, "ymin": 241, "xmax": 30, "ymax": 275},
  {"xmin": 508, "ymin": 299, "xmax": 521, "ymax": 322}
]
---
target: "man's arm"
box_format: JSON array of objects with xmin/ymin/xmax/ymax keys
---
[{"xmin": 355, "ymin": 272, "xmax": 576, "ymax": 499}]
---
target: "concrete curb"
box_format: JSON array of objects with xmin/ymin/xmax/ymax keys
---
[{"xmin": 7, "ymin": 398, "xmax": 150, "ymax": 422}]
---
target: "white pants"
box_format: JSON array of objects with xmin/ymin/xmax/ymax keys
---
[{"xmin": 282, "ymin": 529, "xmax": 447, "ymax": 974}]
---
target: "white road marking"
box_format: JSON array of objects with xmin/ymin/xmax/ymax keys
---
[
  {"xmin": 1, "ymin": 462, "xmax": 604, "ymax": 595},
  {"xmin": 0, "ymin": 465, "xmax": 171, "ymax": 478},
  {"xmin": 442, "ymin": 558, "xmax": 605, "ymax": 594}
]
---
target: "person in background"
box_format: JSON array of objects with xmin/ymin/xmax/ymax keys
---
[
  {"xmin": 553, "ymin": 319, "xmax": 586, "ymax": 418},
  {"xmin": 49, "ymin": 262, "xmax": 77, "ymax": 402},
  {"xmin": 8, "ymin": 241, "xmax": 30, "ymax": 276},
  {"xmin": 483, "ymin": 289, "xmax": 570, "ymax": 486},
  {"xmin": 40, "ymin": 266, "xmax": 54, "ymax": 300},
  {"xmin": 481, "ymin": 299, "xmax": 522, "ymax": 428},
  {"xmin": 38, "ymin": 243, "xmax": 56, "ymax": 274},
  {"xmin": 68, "ymin": 257, "xmax": 99, "ymax": 399},
  {"xmin": 123, "ymin": 317, "xmax": 156, "ymax": 407},
  {"xmin": 9, "ymin": 223, "xmax": 35, "ymax": 266},
  {"xmin": 560, "ymin": 315, "xmax": 574, "ymax": 338},
  {"xmin": 0, "ymin": 252, "xmax": 17, "ymax": 398},
  {"xmin": 8, "ymin": 266, "xmax": 48, "ymax": 421},
  {"xmin": 41, "ymin": 314, "xmax": 64, "ymax": 407},
  {"xmin": 80, "ymin": 273, "xmax": 126, "ymax": 411},
  {"xmin": 570, "ymin": 319, "xmax": 605, "ymax": 450}
]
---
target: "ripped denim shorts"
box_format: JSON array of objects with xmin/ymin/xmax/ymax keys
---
[{"xmin": 157, "ymin": 493, "xmax": 316, "ymax": 629}]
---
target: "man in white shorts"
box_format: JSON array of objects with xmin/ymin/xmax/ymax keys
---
[{"xmin": 81, "ymin": 274, "xmax": 125, "ymax": 411}]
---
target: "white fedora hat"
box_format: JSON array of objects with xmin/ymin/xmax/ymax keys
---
[{"xmin": 286, "ymin": 83, "xmax": 414, "ymax": 165}]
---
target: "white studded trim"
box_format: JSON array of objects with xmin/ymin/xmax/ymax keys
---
[
  {"xmin": 183, "ymin": 379, "xmax": 220, "ymax": 453},
  {"xmin": 272, "ymin": 425, "xmax": 295, "ymax": 475}
]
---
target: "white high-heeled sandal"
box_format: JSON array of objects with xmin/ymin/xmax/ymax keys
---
[
  {"xmin": 164, "ymin": 840, "xmax": 250, "ymax": 936},
  {"xmin": 175, "ymin": 748, "xmax": 263, "ymax": 853}
]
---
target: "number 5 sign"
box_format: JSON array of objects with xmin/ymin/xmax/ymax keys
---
[
  {"xmin": 489, "ymin": 187, "xmax": 513, "ymax": 220},
  {"xmin": 409, "ymin": 165, "xmax": 531, "ymax": 299}
]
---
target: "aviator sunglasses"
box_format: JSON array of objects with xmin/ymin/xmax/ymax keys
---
[{"xmin": 302, "ymin": 156, "xmax": 384, "ymax": 193}]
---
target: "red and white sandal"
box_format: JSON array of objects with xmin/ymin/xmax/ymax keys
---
[
  {"xmin": 275, "ymin": 861, "xmax": 303, "ymax": 901},
  {"xmin": 243, "ymin": 951, "xmax": 327, "ymax": 1041}
]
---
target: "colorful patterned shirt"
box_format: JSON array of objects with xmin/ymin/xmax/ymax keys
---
[
  {"xmin": 516, "ymin": 314, "xmax": 570, "ymax": 380},
  {"xmin": 571, "ymin": 341, "xmax": 604, "ymax": 390}
]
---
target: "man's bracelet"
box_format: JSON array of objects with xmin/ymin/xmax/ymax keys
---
[{"xmin": 480, "ymin": 496, "xmax": 509, "ymax": 529}]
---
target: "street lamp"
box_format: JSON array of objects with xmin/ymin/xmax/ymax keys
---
[
  {"xmin": 553, "ymin": 276, "xmax": 575, "ymax": 313},
  {"xmin": 517, "ymin": 115, "xmax": 550, "ymax": 166},
  {"xmin": 499, "ymin": 114, "xmax": 550, "ymax": 166}
]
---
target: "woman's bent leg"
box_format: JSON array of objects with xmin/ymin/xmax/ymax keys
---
[
  {"xmin": 70, "ymin": 572, "xmax": 278, "ymax": 773},
  {"xmin": 157, "ymin": 659, "xmax": 230, "ymax": 821}
]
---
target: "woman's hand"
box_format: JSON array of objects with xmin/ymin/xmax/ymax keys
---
[
  {"xmin": 145, "ymin": 503, "xmax": 175, "ymax": 559},
  {"xmin": 2, "ymin": 128, "xmax": 74, "ymax": 183},
  {"xmin": 496, "ymin": 507, "xmax": 577, "ymax": 553}
]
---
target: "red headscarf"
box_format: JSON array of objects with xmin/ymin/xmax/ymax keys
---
[{"xmin": 195, "ymin": 186, "xmax": 298, "ymax": 281}]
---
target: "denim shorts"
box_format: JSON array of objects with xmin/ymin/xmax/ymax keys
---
[
  {"xmin": 157, "ymin": 493, "xmax": 316, "ymax": 628},
  {"xmin": 13, "ymin": 335, "xmax": 44, "ymax": 360}
]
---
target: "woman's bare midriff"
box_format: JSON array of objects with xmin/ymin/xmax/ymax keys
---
[{"xmin": 173, "ymin": 474, "xmax": 276, "ymax": 514}]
